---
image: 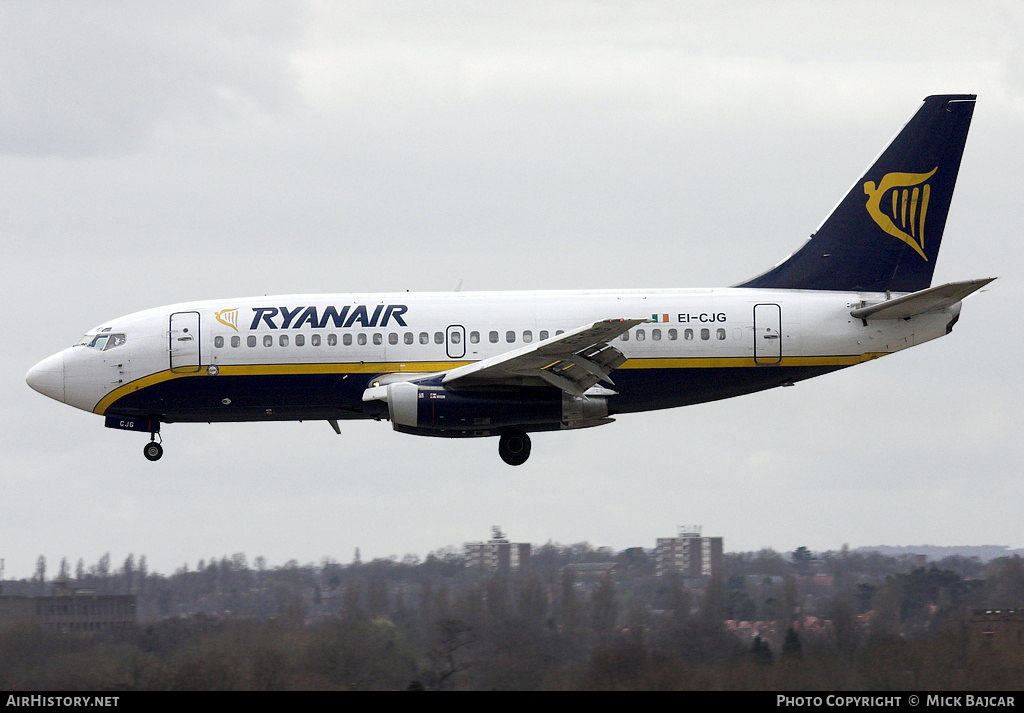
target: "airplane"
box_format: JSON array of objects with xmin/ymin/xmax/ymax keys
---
[{"xmin": 26, "ymin": 94, "xmax": 992, "ymax": 466}]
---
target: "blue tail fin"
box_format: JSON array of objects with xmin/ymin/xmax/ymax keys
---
[{"xmin": 738, "ymin": 94, "xmax": 976, "ymax": 293}]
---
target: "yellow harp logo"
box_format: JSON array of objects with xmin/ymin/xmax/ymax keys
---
[
  {"xmin": 215, "ymin": 308, "xmax": 239, "ymax": 331},
  {"xmin": 863, "ymin": 167, "xmax": 937, "ymax": 261}
]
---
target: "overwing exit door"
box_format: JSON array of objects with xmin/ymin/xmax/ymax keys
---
[{"xmin": 446, "ymin": 325, "xmax": 466, "ymax": 359}]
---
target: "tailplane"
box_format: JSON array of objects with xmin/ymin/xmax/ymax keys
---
[{"xmin": 739, "ymin": 94, "xmax": 976, "ymax": 293}]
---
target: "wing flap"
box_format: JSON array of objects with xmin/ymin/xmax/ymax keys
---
[{"xmin": 442, "ymin": 318, "xmax": 644, "ymax": 394}]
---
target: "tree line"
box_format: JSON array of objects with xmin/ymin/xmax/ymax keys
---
[{"xmin": 1, "ymin": 544, "xmax": 1022, "ymax": 690}]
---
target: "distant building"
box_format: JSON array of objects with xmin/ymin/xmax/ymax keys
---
[
  {"xmin": 655, "ymin": 526, "xmax": 723, "ymax": 578},
  {"xmin": 559, "ymin": 563, "xmax": 617, "ymax": 596},
  {"xmin": 560, "ymin": 562, "xmax": 617, "ymax": 581},
  {"xmin": 0, "ymin": 585, "xmax": 136, "ymax": 633},
  {"xmin": 464, "ymin": 526, "xmax": 531, "ymax": 572},
  {"xmin": 970, "ymin": 609, "xmax": 1024, "ymax": 651}
]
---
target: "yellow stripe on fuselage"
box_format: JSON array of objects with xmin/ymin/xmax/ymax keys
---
[
  {"xmin": 93, "ymin": 353, "xmax": 887, "ymax": 415},
  {"xmin": 215, "ymin": 361, "xmax": 469, "ymax": 376},
  {"xmin": 616, "ymin": 354, "xmax": 885, "ymax": 369}
]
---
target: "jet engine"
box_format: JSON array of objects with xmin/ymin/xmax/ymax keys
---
[{"xmin": 375, "ymin": 380, "xmax": 611, "ymax": 438}]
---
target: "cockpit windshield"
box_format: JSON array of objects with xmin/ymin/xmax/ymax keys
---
[{"xmin": 75, "ymin": 332, "xmax": 127, "ymax": 351}]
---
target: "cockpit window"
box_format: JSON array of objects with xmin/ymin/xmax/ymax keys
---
[{"xmin": 78, "ymin": 333, "xmax": 126, "ymax": 350}]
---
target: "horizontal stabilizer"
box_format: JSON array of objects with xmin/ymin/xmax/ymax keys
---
[{"xmin": 850, "ymin": 278, "xmax": 995, "ymax": 320}]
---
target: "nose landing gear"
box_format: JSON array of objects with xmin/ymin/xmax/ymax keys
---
[
  {"xmin": 103, "ymin": 415, "xmax": 164, "ymax": 462},
  {"xmin": 498, "ymin": 428, "xmax": 531, "ymax": 466},
  {"xmin": 143, "ymin": 433, "xmax": 163, "ymax": 462}
]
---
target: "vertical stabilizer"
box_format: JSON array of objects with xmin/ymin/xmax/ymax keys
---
[{"xmin": 738, "ymin": 95, "xmax": 976, "ymax": 293}]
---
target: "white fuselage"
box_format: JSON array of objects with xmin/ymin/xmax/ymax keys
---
[{"xmin": 27, "ymin": 287, "xmax": 959, "ymax": 422}]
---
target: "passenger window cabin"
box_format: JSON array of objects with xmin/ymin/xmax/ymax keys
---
[{"xmin": 217, "ymin": 321, "xmax": 701, "ymax": 354}]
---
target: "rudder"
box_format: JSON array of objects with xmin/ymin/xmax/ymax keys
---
[{"xmin": 738, "ymin": 94, "xmax": 976, "ymax": 293}]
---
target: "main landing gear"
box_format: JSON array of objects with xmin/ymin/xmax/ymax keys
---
[
  {"xmin": 143, "ymin": 433, "xmax": 163, "ymax": 462},
  {"xmin": 498, "ymin": 428, "xmax": 531, "ymax": 466}
]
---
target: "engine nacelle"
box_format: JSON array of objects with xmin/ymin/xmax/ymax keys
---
[{"xmin": 379, "ymin": 381, "xmax": 609, "ymax": 437}]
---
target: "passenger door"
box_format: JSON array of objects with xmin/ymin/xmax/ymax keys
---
[
  {"xmin": 169, "ymin": 311, "xmax": 202, "ymax": 373},
  {"xmin": 753, "ymin": 304, "xmax": 782, "ymax": 364}
]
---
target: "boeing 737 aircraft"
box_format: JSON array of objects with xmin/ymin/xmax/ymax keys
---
[{"xmin": 27, "ymin": 94, "xmax": 991, "ymax": 465}]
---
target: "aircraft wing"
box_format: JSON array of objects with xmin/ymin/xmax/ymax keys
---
[
  {"xmin": 440, "ymin": 319, "xmax": 645, "ymax": 397},
  {"xmin": 850, "ymin": 278, "xmax": 995, "ymax": 320}
]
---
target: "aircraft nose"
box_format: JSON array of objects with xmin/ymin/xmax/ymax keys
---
[{"xmin": 26, "ymin": 352, "xmax": 65, "ymax": 403}]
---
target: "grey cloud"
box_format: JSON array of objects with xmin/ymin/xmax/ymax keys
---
[{"xmin": 0, "ymin": 2, "xmax": 309, "ymax": 157}]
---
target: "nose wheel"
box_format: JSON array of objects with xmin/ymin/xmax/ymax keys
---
[
  {"xmin": 144, "ymin": 434, "xmax": 163, "ymax": 462},
  {"xmin": 498, "ymin": 428, "xmax": 531, "ymax": 466}
]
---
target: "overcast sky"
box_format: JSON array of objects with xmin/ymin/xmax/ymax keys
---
[{"xmin": 3, "ymin": 1, "xmax": 1022, "ymax": 579}]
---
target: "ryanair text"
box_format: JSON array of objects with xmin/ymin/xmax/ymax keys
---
[{"xmin": 248, "ymin": 305, "xmax": 408, "ymax": 330}]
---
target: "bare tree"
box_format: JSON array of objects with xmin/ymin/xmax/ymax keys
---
[
  {"xmin": 590, "ymin": 574, "xmax": 619, "ymax": 640},
  {"xmin": 33, "ymin": 555, "xmax": 46, "ymax": 595},
  {"xmin": 123, "ymin": 553, "xmax": 135, "ymax": 594},
  {"xmin": 428, "ymin": 618, "xmax": 474, "ymax": 689},
  {"xmin": 57, "ymin": 557, "xmax": 70, "ymax": 584}
]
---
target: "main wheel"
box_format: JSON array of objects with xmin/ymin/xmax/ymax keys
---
[
  {"xmin": 498, "ymin": 429, "xmax": 531, "ymax": 466},
  {"xmin": 143, "ymin": 441, "xmax": 164, "ymax": 462}
]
